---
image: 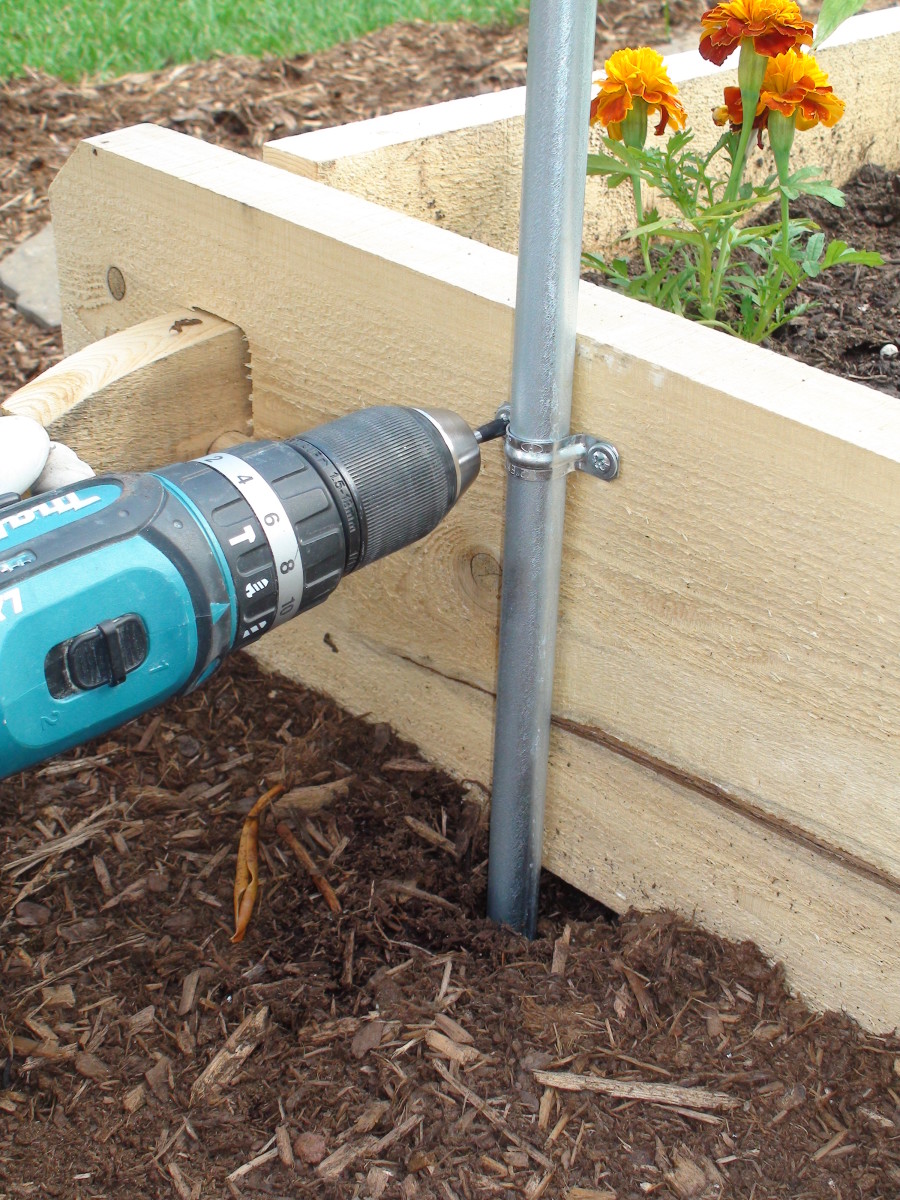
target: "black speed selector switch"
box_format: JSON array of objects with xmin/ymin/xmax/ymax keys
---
[{"xmin": 45, "ymin": 614, "xmax": 149, "ymax": 698}]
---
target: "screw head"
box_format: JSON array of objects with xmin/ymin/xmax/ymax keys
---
[{"xmin": 590, "ymin": 447, "xmax": 611, "ymax": 473}]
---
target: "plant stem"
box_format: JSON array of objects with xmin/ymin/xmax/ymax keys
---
[
  {"xmin": 707, "ymin": 224, "xmax": 735, "ymax": 323},
  {"xmin": 631, "ymin": 173, "xmax": 653, "ymax": 273},
  {"xmin": 724, "ymin": 118, "xmax": 755, "ymax": 204},
  {"xmin": 724, "ymin": 41, "xmax": 767, "ymax": 203},
  {"xmin": 779, "ymin": 187, "xmax": 790, "ymax": 259},
  {"xmin": 750, "ymin": 114, "xmax": 796, "ymax": 342},
  {"xmin": 696, "ymin": 234, "xmax": 714, "ymax": 321}
]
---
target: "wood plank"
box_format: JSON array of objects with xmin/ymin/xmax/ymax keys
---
[
  {"xmin": 264, "ymin": 10, "xmax": 900, "ymax": 257},
  {"xmin": 49, "ymin": 125, "xmax": 900, "ymax": 1026},
  {"xmin": 2, "ymin": 308, "xmax": 250, "ymax": 472}
]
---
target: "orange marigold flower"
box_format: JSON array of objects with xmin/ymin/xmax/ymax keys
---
[
  {"xmin": 759, "ymin": 49, "xmax": 845, "ymax": 129},
  {"xmin": 590, "ymin": 47, "xmax": 687, "ymax": 142},
  {"xmin": 713, "ymin": 49, "xmax": 844, "ymax": 133},
  {"xmin": 699, "ymin": 0, "xmax": 813, "ymax": 66}
]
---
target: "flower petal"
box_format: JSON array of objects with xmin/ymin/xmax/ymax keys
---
[
  {"xmin": 700, "ymin": 0, "xmax": 813, "ymax": 64},
  {"xmin": 590, "ymin": 47, "xmax": 686, "ymax": 138}
]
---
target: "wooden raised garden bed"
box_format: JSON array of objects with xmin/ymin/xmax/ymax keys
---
[{"xmin": 14, "ymin": 9, "xmax": 900, "ymax": 1030}]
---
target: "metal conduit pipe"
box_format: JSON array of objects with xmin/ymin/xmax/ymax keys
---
[{"xmin": 487, "ymin": 0, "xmax": 600, "ymax": 936}]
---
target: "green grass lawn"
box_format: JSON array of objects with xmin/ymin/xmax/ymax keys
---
[{"xmin": 0, "ymin": 0, "xmax": 527, "ymax": 82}]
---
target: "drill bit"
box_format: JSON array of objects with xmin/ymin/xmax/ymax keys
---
[{"xmin": 473, "ymin": 414, "xmax": 509, "ymax": 444}]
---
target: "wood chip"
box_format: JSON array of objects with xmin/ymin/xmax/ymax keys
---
[
  {"xmin": 341, "ymin": 928, "xmax": 355, "ymax": 988},
  {"xmin": 404, "ymin": 815, "xmax": 457, "ymax": 855},
  {"xmin": 434, "ymin": 1013, "xmax": 474, "ymax": 1045},
  {"xmin": 123, "ymin": 1084, "xmax": 146, "ymax": 1113},
  {"xmin": 178, "ymin": 968, "xmax": 202, "ymax": 1016},
  {"xmin": 190, "ymin": 1005, "xmax": 268, "ymax": 1104},
  {"xmin": 41, "ymin": 984, "xmax": 75, "ymax": 1008},
  {"xmin": 425, "ymin": 1028, "xmax": 480, "ymax": 1066},
  {"xmin": 859, "ymin": 1106, "xmax": 895, "ymax": 1130},
  {"xmin": 354, "ymin": 1100, "xmax": 390, "ymax": 1134},
  {"xmin": 550, "ymin": 924, "xmax": 572, "ymax": 976},
  {"xmin": 168, "ymin": 1161, "xmax": 193, "ymax": 1200},
  {"xmin": 525, "ymin": 1169, "xmax": 556, "ymax": 1200},
  {"xmin": 381, "ymin": 758, "xmax": 433, "ymax": 773},
  {"xmin": 382, "ymin": 879, "xmax": 458, "ymax": 911},
  {"xmin": 351, "ymin": 1019, "xmax": 385, "ymax": 1059},
  {"xmin": 612, "ymin": 957, "xmax": 656, "ymax": 1023},
  {"xmin": 227, "ymin": 1147, "xmax": 279, "ymax": 1181},
  {"xmin": 532, "ymin": 1070, "xmax": 738, "ymax": 1112},
  {"xmin": 538, "ymin": 1088, "xmax": 555, "ymax": 1132},
  {"xmin": 4, "ymin": 805, "xmax": 117, "ymax": 878},
  {"xmin": 315, "ymin": 1139, "xmax": 368, "ymax": 1181},
  {"xmin": 365, "ymin": 1166, "xmax": 394, "ymax": 1199},
  {"xmin": 92, "ymin": 855, "xmax": 114, "ymax": 896},
  {"xmin": 276, "ymin": 1124, "xmax": 294, "ymax": 1167},
  {"xmin": 145, "ymin": 1054, "xmax": 173, "ymax": 1099},
  {"xmin": 74, "ymin": 1051, "xmax": 111, "ymax": 1082},
  {"xmin": 665, "ymin": 1148, "xmax": 725, "ymax": 1198},
  {"xmin": 811, "ymin": 1129, "xmax": 848, "ymax": 1162},
  {"xmin": 276, "ymin": 821, "xmax": 341, "ymax": 914},
  {"xmin": 36, "ymin": 752, "xmax": 116, "ymax": 778},
  {"xmin": 317, "ymin": 1113, "xmax": 421, "ymax": 1180},
  {"xmin": 271, "ymin": 776, "xmax": 353, "ymax": 816},
  {"xmin": 128, "ymin": 1004, "xmax": 156, "ymax": 1034}
]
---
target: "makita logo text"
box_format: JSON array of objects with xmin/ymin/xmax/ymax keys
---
[{"xmin": 0, "ymin": 492, "xmax": 103, "ymax": 541}]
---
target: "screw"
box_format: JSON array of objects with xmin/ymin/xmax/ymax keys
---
[{"xmin": 590, "ymin": 447, "xmax": 611, "ymax": 474}]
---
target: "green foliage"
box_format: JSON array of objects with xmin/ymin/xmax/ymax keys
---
[
  {"xmin": 812, "ymin": 0, "xmax": 867, "ymax": 49},
  {"xmin": 0, "ymin": 0, "xmax": 525, "ymax": 82},
  {"xmin": 585, "ymin": 130, "xmax": 882, "ymax": 344}
]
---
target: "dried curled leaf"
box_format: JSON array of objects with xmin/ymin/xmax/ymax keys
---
[{"xmin": 231, "ymin": 784, "xmax": 283, "ymax": 943}]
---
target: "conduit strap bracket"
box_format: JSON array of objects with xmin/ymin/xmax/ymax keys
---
[{"xmin": 504, "ymin": 427, "xmax": 619, "ymax": 482}]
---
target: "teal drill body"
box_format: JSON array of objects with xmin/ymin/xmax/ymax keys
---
[{"xmin": 0, "ymin": 406, "xmax": 481, "ymax": 781}]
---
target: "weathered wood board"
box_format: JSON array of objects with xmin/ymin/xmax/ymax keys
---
[
  {"xmin": 264, "ymin": 9, "xmax": 900, "ymax": 258},
  {"xmin": 1, "ymin": 309, "xmax": 250, "ymax": 471},
  {"xmin": 49, "ymin": 121, "xmax": 900, "ymax": 1030}
]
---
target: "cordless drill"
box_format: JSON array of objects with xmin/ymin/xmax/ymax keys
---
[{"xmin": 0, "ymin": 405, "xmax": 499, "ymax": 780}]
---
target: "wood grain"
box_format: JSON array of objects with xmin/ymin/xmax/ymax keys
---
[{"xmin": 2, "ymin": 308, "xmax": 250, "ymax": 471}]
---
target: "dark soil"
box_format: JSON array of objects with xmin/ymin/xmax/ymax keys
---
[
  {"xmin": 770, "ymin": 164, "xmax": 900, "ymax": 394},
  {"xmin": 2, "ymin": 5, "xmax": 900, "ymax": 1199}
]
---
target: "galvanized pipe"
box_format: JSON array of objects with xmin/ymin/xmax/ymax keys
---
[{"xmin": 486, "ymin": 0, "xmax": 598, "ymax": 935}]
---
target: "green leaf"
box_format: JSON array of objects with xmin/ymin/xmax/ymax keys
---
[
  {"xmin": 586, "ymin": 152, "xmax": 628, "ymax": 175},
  {"xmin": 821, "ymin": 240, "xmax": 884, "ymax": 269},
  {"xmin": 803, "ymin": 232, "xmax": 826, "ymax": 265},
  {"xmin": 622, "ymin": 219, "xmax": 705, "ymax": 246},
  {"xmin": 812, "ymin": 0, "xmax": 867, "ymax": 48}
]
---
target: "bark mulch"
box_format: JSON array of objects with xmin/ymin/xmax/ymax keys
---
[
  {"xmin": 3, "ymin": 654, "xmax": 899, "ymax": 1200},
  {"xmin": 2, "ymin": 5, "xmax": 900, "ymax": 1198}
]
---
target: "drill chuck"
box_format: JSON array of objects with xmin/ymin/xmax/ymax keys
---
[{"xmin": 0, "ymin": 406, "xmax": 482, "ymax": 780}]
